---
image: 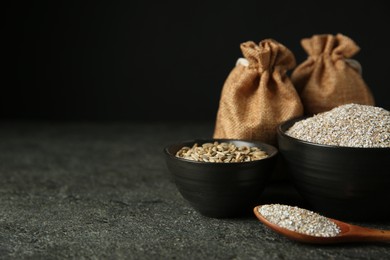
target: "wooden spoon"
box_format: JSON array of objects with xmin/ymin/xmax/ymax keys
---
[{"xmin": 253, "ymin": 206, "xmax": 390, "ymax": 244}]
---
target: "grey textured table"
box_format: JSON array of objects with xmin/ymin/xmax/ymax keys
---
[{"xmin": 0, "ymin": 121, "xmax": 389, "ymax": 259}]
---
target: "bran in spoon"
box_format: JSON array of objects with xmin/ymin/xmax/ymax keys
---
[{"xmin": 259, "ymin": 204, "xmax": 341, "ymax": 237}]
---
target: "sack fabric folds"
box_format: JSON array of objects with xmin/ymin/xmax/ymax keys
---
[
  {"xmin": 291, "ymin": 33, "xmax": 375, "ymax": 115},
  {"xmin": 213, "ymin": 39, "xmax": 303, "ymax": 145}
]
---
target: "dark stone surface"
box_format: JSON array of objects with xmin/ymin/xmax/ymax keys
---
[{"xmin": 0, "ymin": 121, "xmax": 389, "ymax": 259}]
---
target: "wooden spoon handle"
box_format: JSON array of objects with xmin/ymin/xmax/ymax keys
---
[{"xmin": 349, "ymin": 224, "xmax": 390, "ymax": 243}]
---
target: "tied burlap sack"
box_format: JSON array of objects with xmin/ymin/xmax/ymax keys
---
[
  {"xmin": 213, "ymin": 39, "xmax": 303, "ymax": 145},
  {"xmin": 291, "ymin": 33, "xmax": 375, "ymax": 115}
]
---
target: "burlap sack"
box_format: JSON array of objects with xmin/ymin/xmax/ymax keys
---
[
  {"xmin": 213, "ymin": 39, "xmax": 303, "ymax": 145},
  {"xmin": 291, "ymin": 33, "xmax": 375, "ymax": 115}
]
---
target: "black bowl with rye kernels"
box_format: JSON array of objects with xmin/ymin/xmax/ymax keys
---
[
  {"xmin": 277, "ymin": 117, "xmax": 390, "ymax": 221},
  {"xmin": 164, "ymin": 139, "xmax": 278, "ymax": 218}
]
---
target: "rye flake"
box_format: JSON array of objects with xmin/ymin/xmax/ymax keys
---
[{"xmin": 175, "ymin": 141, "xmax": 268, "ymax": 163}]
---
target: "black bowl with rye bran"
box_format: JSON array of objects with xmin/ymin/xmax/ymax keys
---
[
  {"xmin": 277, "ymin": 117, "xmax": 390, "ymax": 221},
  {"xmin": 164, "ymin": 139, "xmax": 278, "ymax": 218}
]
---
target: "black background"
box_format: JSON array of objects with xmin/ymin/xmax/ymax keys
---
[{"xmin": 4, "ymin": 1, "xmax": 390, "ymax": 122}]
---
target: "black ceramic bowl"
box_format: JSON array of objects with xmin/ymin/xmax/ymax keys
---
[
  {"xmin": 164, "ymin": 139, "xmax": 278, "ymax": 218},
  {"xmin": 277, "ymin": 117, "xmax": 390, "ymax": 221}
]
